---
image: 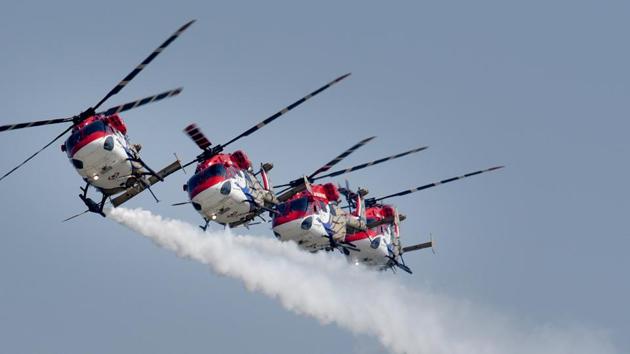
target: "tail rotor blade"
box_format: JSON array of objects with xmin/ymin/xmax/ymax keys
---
[
  {"xmin": 221, "ymin": 73, "xmax": 351, "ymax": 149},
  {"xmin": 183, "ymin": 123, "xmax": 212, "ymax": 150},
  {"xmin": 312, "ymin": 145, "xmax": 428, "ymax": 181},
  {"xmin": 365, "ymin": 165, "xmax": 505, "ymax": 206},
  {"xmin": 93, "ymin": 20, "xmax": 195, "ymax": 111},
  {"xmin": 98, "ymin": 87, "xmax": 183, "ymax": 116},
  {"xmin": 0, "ymin": 125, "xmax": 73, "ymax": 182}
]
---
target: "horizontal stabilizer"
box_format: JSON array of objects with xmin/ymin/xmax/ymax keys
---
[
  {"xmin": 402, "ymin": 240, "xmax": 433, "ymax": 254},
  {"xmin": 111, "ymin": 160, "xmax": 182, "ymax": 207}
]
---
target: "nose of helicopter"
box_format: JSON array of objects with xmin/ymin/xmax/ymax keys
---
[
  {"xmin": 191, "ymin": 180, "xmax": 232, "ymax": 208},
  {"xmin": 272, "ymin": 216, "xmax": 330, "ymax": 251},
  {"xmin": 345, "ymin": 234, "xmax": 391, "ymax": 268},
  {"xmin": 70, "ymin": 135, "xmax": 131, "ymax": 189}
]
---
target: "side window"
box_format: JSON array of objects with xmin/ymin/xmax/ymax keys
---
[
  {"xmin": 244, "ymin": 171, "xmax": 253, "ymax": 184},
  {"xmin": 225, "ymin": 166, "xmax": 237, "ymax": 178}
]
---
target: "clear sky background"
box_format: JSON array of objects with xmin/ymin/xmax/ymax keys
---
[{"xmin": 0, "ymin": 1, "xmax": 628, "ymax": 353}]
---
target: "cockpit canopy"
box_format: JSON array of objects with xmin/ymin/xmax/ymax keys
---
[
  {"xmin": 187, "ymin": 163, "xmax": 227, "ymax": 198},
  {"xmin": 276, "ymin": 196, "xmax": 309, "ymax": 215},
  {"xmin": 64, "ymin": 120, "xmax": 108, "ymax": 157}
]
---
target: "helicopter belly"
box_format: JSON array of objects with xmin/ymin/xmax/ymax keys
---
[
  {"xmin": 272, "ymin": 217, "xmax": 330, "ymax": 252},
  {"xmin": 71, "ymin": 136, "xmax": 132, "ymax": 190},
  {"xmin": 348, "ymin": 235, "xmax": 391, "ymax": 268},
  {"xmin": 192, "ymin": 180, "xmax": 252, "ymax": 224}
]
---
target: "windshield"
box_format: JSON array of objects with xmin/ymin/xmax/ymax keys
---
[
  {"xmin": 277, "ymin": 197, "xmax": 309, "ymax": 215},
  {"xmin": 187, "ymin": 164, "xmax": 227, "ymax": 194},
  {"xmin": 65, "ymin": 120, "xmax": 107, "ymax": 155}
]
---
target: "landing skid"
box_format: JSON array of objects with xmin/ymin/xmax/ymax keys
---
[
  {"xmin": 322, "ymin": 233, "xmax": 359, "ymax": 255},
  {"xmin": 199, "ymin": 218, "xmax": 210, "ymax": 231},
  {"xmin": 110, "ymin": 159, "xmax": 182, "ymax": 208},
  {"xmin": 386, "ymin": 255, "xmax": 413, "ymax": 274},
  {"xmin": 129, "ymin": 156, "xmax": 165, "ymax": 203},
  {"xmin": 63, "ymin": 182, "xmax": 107, "ymax": 221},
  {"xmin": 129, "ymin": 156, "xmax": 165, "ymax": 183}
]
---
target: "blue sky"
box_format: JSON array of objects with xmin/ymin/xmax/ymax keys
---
[{"xmin": 0, "ymin": 1, "xmax": 628, "ymax": 353}]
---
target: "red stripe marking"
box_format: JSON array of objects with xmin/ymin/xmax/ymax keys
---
[
  {"xmin": 70, "ymin": 131, "xmax": 109, "ymax": 157},
  {"xmin": 189, "ymin": 175, "xmax": 225, "ymax": 199},
  {"xmin": 272, "ymin": 210, "xmax": 309, "ymax": 227}
]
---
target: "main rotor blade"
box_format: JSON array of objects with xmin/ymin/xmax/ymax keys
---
[
  {"xmin": 0, "ymin": 88, "xmax": 182, "ymax": 133},
  {"xmin": 0, "ymin": 125, "xmax": 74, "ymax": 182},
  {"xmin": 93, "ymin": 20, "xmax": 195, "ymax": 111},
  {"xmin": 308, "ymin": 136, "xmax": 375, "ymax": 179},
  {"xmin": 0, "ymin": 117, "xmax": 73, "ymax": 132},
  {"xmin": 312, "ymin": 145, "xmax": 428, "ymax": 181},
  {"xmin": 97, "ymin": 87, "xmax": 183, "ymax": 116},
  {"xmin": 274, "ymin": 136, "xmax": 376, "ymax": 189},
  {"xmin": 221, "ymin": 73, "xmax": 351, "ymax": 149},
  {"xmin": 366, "ymin": 165, "xmax": 504, "ymax": 206}
]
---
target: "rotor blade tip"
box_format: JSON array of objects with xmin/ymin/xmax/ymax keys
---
[
  {"xmin": 337, "ymin": 73, "xmax": 352, "ymax": 81},
  {"xmin": 489, "ymin": 165, "xmax": 505, "ymax": 171}
]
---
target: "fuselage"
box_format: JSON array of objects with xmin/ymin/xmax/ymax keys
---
[
  {"xmin": 272, "ymin": 195, "xmax": 335, "ymax": 251},
  {"xmin": 185, "ymin": 151, "xmax": 270, "ymax": 225},
  {"xmin": 63, "ymin": 115, "xmax": 136, "ymax": 195},
  {"xmin": 344, "ymin": 205, "xmax": 401, "ymax": 270},
  {"xmin": 272, "ymin": 183, "xmax": 348, "ymax": 252}
]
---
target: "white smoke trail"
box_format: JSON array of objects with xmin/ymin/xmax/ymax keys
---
[{"xmin": 108, "ymin": 208, "xmax": 616, "ymax": 354}]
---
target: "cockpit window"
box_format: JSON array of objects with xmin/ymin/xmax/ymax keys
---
[
  {"xmin": 291, "ymin": 197, "xmax": 308, "ymax": 212},
  {"xmin": 187, "ymin": 164, "xmax": 227, "ymax": 193},
  {"xmin": 277, "ymin": 197, "xmax": 309, "ymax": 215},
  {"xmin": 65, "ymin": 120, "xmax": 107, "ymax": 154}
]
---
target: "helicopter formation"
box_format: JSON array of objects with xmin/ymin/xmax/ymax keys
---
[{"xmin": 0, "ymin": 20, "xmax": 504, "ymax": 274}]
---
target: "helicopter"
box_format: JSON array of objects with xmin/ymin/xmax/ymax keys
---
[
  {"xmin": 271, "ymin": 138, "xmax": 428, "ymax": 253},
  {"xmin": 167, "ymin": 73, "xmax": 352, "ymax": 230},
  {"xmin": 341, "ymin": 165, "xmax": 504, "ymax": 274},
  {"xmin": 0, "ymin": 20, "xmax": 195, "ymax": 219}
]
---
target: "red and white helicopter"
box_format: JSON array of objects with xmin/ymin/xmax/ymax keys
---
[
  {"xmin": 0, "ymin": 20, "xmax": 194, "ymax": 219},
  {"xmin": 341, "ymin": 165, "xmax": 504, "ymax": 274},
  {"xmin": 271, "ymin": 138, "xmax": 428, "ymax": 253},
  {"xmin": 172, "ymin": 74, "xmax": 351, "ymax": 230}
]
